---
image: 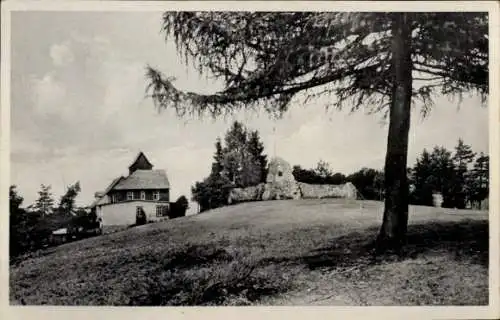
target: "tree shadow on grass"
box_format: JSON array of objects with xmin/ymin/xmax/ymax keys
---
[
  {"xmin": 293, "ymin": 219, "xmax": 488, "ymax": 271},
  {"xmin": 127, "ymin": 243, "xmax": 291, "ymax": 306}
]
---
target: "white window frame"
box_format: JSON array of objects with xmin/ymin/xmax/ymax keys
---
[
  {"xmin": 111, "ymin": 194, "xmax": 117, "ymax": 203},
  {"xmin": 153, "ymin": 191, "xmax": 160, "ymax": 201},
  {"xmin": 140, "ymin": 191, "xmax": 146, "ymax": 200},
  {"xmin": 156, "ymin": 205, "xmax": 168, "ymax": 217},
  {"xmin": 127, "ymin": 191, "xmax": 134, "ymax": 201}
]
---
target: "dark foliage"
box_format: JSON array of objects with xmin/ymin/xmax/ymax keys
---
[
  {"xmin": 169, "ymin": 195, "xmax": 190, "ymax": 219},
  {"xmin": 192, "ymin": 174, "xmax": 233, "ymax": 213},
  {"xmin": 409, "ymin": 141, "xmax": 489, "ymax": 209},
  {"xmin": 10, "ymin": 183, "xmax": 104, "ymax": 260},
  {"xmin": 346, "ymin": 168, "xmax": 384, "ymax": 201},
  {"xmin": 192, "ymin": 121, "xmax": 267, "ymax": 212},
  {"xmin": 147, "ymin": 11, "xmax": 488, "ymax": 251},
  {"xmin": 292, "ymin": 165, "xmax": 347, "ymax": 185}
]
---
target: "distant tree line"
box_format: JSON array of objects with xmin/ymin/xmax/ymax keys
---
[
  {"xmin": 409, "ymin": 139, "xmax": 489, "ymax": 209},
  {"xmin": 192, "ymin": 125, "xmax": 489, "ymax": 213},
  {"xmin": 11, "ymin": 181, "xmax": 192, "ymax": 258},
  {"xmin": 192, "ymin": 121, "xmax": 268, "ymax": 212},
  {"xmin": 293, "ymin": 138, "xmax": 489, "ymax": 209},
  {"xmin": 292, "ymin": 162, "xmax": 385, "ymax": 201},
  {"xmin": 10, "ymin": 182, "xmax": 100, "ymax": 259}
]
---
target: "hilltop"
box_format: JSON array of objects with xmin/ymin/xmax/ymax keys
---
[{"xmin": 10, "ymin": 199, "xmax": 488, "ymax": 306}]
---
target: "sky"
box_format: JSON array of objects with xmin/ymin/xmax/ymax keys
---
[{"xmin": 10, "ymin": 11, "xmax": 489, "ymax": 214}]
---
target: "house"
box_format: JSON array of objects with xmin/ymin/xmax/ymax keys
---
[{"xmin": 90, "ymin": 152, "xmax": 170, "ymax": 226}]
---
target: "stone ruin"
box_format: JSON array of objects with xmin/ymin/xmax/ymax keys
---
[
  {"xmin": 228, "ymin": 157, "xmax": 359, "ymax": 204},
  {"xmin": 262, "ymin": 157, "xmax": 302, "ymax": 200},
  {"xmin": 298, "ymin": 182, "xmax": 358, "ymax": 199}
]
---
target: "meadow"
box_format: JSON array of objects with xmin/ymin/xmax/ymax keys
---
[{"xmin": 10, "ymin": 199, "xmax": 488, "ymax": 306}]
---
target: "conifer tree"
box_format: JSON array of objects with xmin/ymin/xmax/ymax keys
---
[{"xmin": 148, "ymin": 12, "xmax": 488, "ymax": 250}]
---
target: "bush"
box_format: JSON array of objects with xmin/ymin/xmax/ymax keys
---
[{"xmin": 169, "ymin": 195, "xmax": 189, "ymax": 219}]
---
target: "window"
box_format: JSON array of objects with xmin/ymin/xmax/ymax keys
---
[
  {"xmin": 153, "ymin": 191, "xmax": 160, "ymax": 201},
  {"xmin": 111, "ymin": 194, "xmax": 117, "ymax": 203},
  {"xmin": 156, "ymin": 205, "xmax": 168, "ymax": 217},
  {"xmin": 278, "ymin": 171, "xmax": 283, "ymax": 177},
  {"xmin": 140, "ymin": 191, "xmax": 146, "ymax": 200},
  {"xmin": 127, "ymin": 191, "xmax": 134, "ymax": 200}
]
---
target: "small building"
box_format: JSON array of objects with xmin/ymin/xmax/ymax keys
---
[
  {"xmin": 50, "ymin": 228, "xmax": 69, "ymax": 245},
  {"xmin": 90, "ymin": 152, "xmax": 170, "ymax": 226},
  {"xmin": 432, "ymin": 193, "xmax": 444, "ymax": 207}
]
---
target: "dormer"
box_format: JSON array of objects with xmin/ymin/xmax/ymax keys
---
[{"xmin": 128, "ymin": 151, "xmax": 153, "ymax": 175}]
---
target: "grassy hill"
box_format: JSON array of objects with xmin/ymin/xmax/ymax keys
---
[{"xmin": 10, "ymin": 199, "xmax": 488, "ymax": 306}]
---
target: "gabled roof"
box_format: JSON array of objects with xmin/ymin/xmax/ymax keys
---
[
  {"xmin": 128, "ymin": 151, "xmax": 153, "ymax": 170},
  {"xmin": 89, "ymin": 176, "xmax": 124, "ymax": 208},
  {"xmin": 113, "ymin": 169, "xmax": 170, "ymax": 190}
]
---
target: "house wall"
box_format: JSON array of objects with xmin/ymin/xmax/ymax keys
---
[
  {"xmin": 98, "ymin": 195, "xmax": 110, "ymax": 205},
  {"xmin": 98, "ymin": 200, "xmax": 170, "ymax": 226}
]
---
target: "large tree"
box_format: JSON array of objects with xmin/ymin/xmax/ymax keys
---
[
  {"xmin": 470, "ymin": 152, "xmax": 489, "ymax": 209},
  {"xmin": 147, "ymin": 12, "xmax": 488, "ymax": 252},
  {"xmin": 192, "ymin": 121, "xmax": 267, "ymax": 211},
  {"xmin": 10, "ymin": 185, "xmax": 28, "ymax": 256},
  {"xmin": 247, "ymin": 130, "xmax": 268, "ymax": 183},
  {"xmin": 452, "ymin": 138, "xmax": 476, "ymax": 208},
  {"xmin": 211, "ymin": 138, "xmax": 225, "ymax": 177},
  {"xmin": 31, "ymin": 184, "xmax": 55, "ymax": 217},
  {"xmin": 57, "ymin": 181, "xmax": 81, "ymax": 216},
  {"xmin": 411, "ymin": 149, "xmax": 435, "ymax": 206}
]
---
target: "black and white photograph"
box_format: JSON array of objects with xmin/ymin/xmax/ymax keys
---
[{"xmin": 2, "ymin": 0, "xmax": 498, "ymax": 316}]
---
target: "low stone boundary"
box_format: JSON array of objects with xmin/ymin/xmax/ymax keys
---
[{"xmin": 228, "ymin": 181, "xmax": 358, "ymax": 204}]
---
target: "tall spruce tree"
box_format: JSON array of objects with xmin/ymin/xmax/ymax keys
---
[
  {"xmin": 192, "ymin": 122, "xmax": 268, "ymax": 210},
  {"xmin": 411, "ymin": 149, "xmax": 435, "ymax": 206},
  {"xmin": 248, "ymin": 130, "xmax": 268, "ymax": 183},
  {"xmin": 32, "ymin": 184, "xmax": 55, "ymax": 217},
  {"xmin": 223, "ymin": 121, "xmax": 248, "ymax": 185},
  {"xmin": 452, "ymin": 139, "xmax": 476, "ymax": 208},
  {"xmin": 428, "ymin": 146, "xmax": 455, "ymax": 208},
  {"xmin": 148, "ymin": 12, "xmax": 488, "ymax": 251},
  {"xmin": 470, "ymin": 152, "xmax": 489, "ymax": 209},
  {"xmin": 211, "ymin": 138, "xmax": 225, "ymax": 177},
  {"xmin": 58, "ymin": 181, "xmax": 81, "ymax": 216}
]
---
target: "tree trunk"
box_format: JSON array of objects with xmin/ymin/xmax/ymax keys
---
[{"xmin": 376, "ymin": 13, "xmax": 413, "ymax": 253}]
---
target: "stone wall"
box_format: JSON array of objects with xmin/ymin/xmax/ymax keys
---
[
  {"xmin": 262, "ymin": 179, "xmax": 301, "ymax": 200},
  {"xmin": 227, "ymin": 181, "xmax": 358, "ymax": 204},
  {"xmin": 226, "ymin": 157, "xmax": 358, "ymax": 204},
  {"xmin": 228, "ymin": 183, "xmax": 266, "ymax": 204},
  {"xmin": 298, "ymin": 182, "xmax": 357, "ymax": 199}
]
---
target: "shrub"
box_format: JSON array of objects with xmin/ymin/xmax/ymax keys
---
[{"xmin": 168, "ymin": 195, "xmax": 189, "ymax": 219}]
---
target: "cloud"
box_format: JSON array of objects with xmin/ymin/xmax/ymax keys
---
[
  {"xmin": 31, "ymin": 72, "xmax": 66, "ymax": 115},
  {"xmin": 49, "ymin": 42, "xmax": 75, "ymax": 67},
  {"xmin": 11, "ymin": 12, "xmax": 489, "ymax": 212}
]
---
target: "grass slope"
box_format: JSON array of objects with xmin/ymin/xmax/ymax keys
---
[{"xmin": 10, "ymin": 199, "xmax": 488, "ymax": 306}]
